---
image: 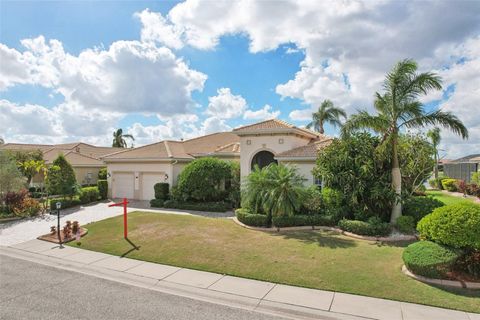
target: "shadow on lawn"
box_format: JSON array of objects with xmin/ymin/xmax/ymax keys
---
[
  {"xmin": 121, "ymin": 237, "xmax": 141, "ymax": 257},
  {"xmin": 270, "ymin": 230, "xmax": 357, "ymax": 249}
]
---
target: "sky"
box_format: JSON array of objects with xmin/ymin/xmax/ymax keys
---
[{"xmin": 0, "ymin": 0, "xmax": 479, "ymax": 159}]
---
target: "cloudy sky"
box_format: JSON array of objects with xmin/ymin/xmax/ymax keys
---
[{"xmin": 0, "ymin": 0, "xmax": 479, "ymax": 159}]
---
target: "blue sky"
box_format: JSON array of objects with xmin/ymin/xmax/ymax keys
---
[{"xmin": 1, "ymin": 0, "xmax": 479, "ymax": 158}]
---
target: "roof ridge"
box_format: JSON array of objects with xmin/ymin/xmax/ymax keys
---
[
  {"xmin": 164, "ymin": 141, "xmax": 173, "ymax": 158},
  {"xmin": 182, "ymin": 131, "xmax": 231, "ymax": 143},
  {"xmin": 101, "ymin": 140, "xmax": 167, "ymax": 158},
  {"xmin": 233, "ymin": 118, "xmax": 282, "ymax": 131}
]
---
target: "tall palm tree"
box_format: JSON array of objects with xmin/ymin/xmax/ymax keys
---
[
  {"xmin": 306, "ymin": 99, "xmax": 347, "ymax": 134},
  {"xmin": 342, "ymin": 59, "xmax": 468, "ymax": 222},
  {"xmin": 427, "ymin": 127, "xmax": 441, "ymax": 180},
  {"xmin": 112, "ymin": 129, "xmax": 134, "ymax": 148}
]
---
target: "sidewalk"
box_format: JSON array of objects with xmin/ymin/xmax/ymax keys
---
[{"xmin": 1, "ymin": 240, "xmax": 478, "ymax": 320}]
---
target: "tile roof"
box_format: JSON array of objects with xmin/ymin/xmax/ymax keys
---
[
  {"xmin": 233, "ymin": 119, "xmax": 321, "ymax": 138},
  {"xmin": 451, "ymin": 154, "xmax": 480, "ymax": 163},
  {"xmin": 275, "ymin": 139, "xmax": 333, "ymax": 159}
]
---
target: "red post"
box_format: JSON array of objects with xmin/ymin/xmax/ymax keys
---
[{"xmin": 109, "ymin": 198, "xmax": 129, "ymax": 239}]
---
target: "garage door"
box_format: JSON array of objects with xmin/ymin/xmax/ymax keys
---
[
  {"xmin": 112, "ymin": 173, "xmax": 134, "ymax": 199},
  {"xmin": 141, "ymin": 173, "xmax": 164, "ymax": 200}
]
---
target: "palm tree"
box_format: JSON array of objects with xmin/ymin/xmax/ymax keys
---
[
  {"xmin": 342, "ymin": 59, "xmax": 468, "ymax": 223},
  {"xmin": 112, "ymin": 129, "xmax": 134, "ymax": 148},
  {"xmin": 306, "ymin": 99, "xmax": 347, "ymax": 134},
  {"xmin": 427, "ymin": 127, "xmax": 441, "ymax": 180},
  {"xmin": 0, "ymin": 137, "xmax": 4, "ymax": 144}
]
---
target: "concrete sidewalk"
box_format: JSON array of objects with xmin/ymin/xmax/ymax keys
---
[{"xmin": 1, "ymin": 240, "xmax": 478, "ymax": 320}]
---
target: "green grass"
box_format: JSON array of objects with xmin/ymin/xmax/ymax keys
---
[
  {"xmin": 69, "ymin": 212, "xmax": 480, "ymax": 313},
  {"xmin": 426, "ymin": 190, "xmax": 479, "ymax": 206}
]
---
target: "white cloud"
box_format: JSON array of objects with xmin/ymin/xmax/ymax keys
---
[
  {"xmin": 244, "ymin": 104, "xmax": 280, "ymax": 120},
  {"xmin": 201, "ymin": 116, "xmax": 232, "ymax": 134},
  {"xmin": 206, "ymin": 88, "xmax": 247, "ymax": 119},
  {"xmin": 288, "ymin": 108, "xmax": 312, "ymax": 122},
  {"xmin": 135, "ymin": 9, "xmax": 184, "ymax": 50}
]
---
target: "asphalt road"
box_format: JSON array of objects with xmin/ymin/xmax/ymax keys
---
[{"xmin": 0, "ymin": 255, "xmax": 286, "ymax": 320}]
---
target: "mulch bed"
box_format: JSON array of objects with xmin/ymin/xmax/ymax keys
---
[{"xmin": 37, "ymin": 228, "xmax": 88, "ymax": 244}]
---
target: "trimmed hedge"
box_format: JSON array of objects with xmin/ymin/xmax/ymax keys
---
[
  {"xmin": 49, "ymin": 198, "xmax": 81, "ymax": 211},
  {"xmin": 163, "ymin": 200, "xmax": 229, "ymax": 212},
  {"xmin": 403, "ymin": 196, "xmax": 444, "ymax": 223},
  {"xmin": 150, "ymin": 199, "xmax": 164, "ymax": 208},
  {"xmin": 79, "ymin": 187, "xmax": 99, "ymax": 204},
  {"xmin": 272, "ymin": 214, "xmax": 335, "ymax": 228},
  {"xmin": 338, "ymin": 219, "xmax": 391, "ymax": 237},
  {"xmin": 417, "ymin": 203, "xmax": 480, "ymax": 250},
  {"xmin": 395, "ymin": 215, "xmax": 416, "ymax": 234},
  {"xmin": 236, "ymin": 209, "xmax": 270, "ymax": 227},
  {"xmin": 441, "ymin": 178, "xmax": 458, "ymax": 192},
  {"xmin": 97, "ymin": 180, "xmax": 108, "ymax": 200},
  {"xmin": 402, "ymin": 241, "xmax": 460, "ymax": 279},
  {"xmin": 154, "ymin": 183, "xmax": 169, "ymax": 200}
]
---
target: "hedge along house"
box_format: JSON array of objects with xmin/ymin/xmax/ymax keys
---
[{"xmin": 103, "ymin": 119, "xmax": 332, "ymax": 201}]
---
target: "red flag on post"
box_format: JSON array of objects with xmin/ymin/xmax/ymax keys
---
[{"xmin": 108, "ymin": 198, "xmax": 129, "ymax": 239}]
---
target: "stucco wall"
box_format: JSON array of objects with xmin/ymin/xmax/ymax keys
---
[
  {"xmin": 239, "ymin": 134, "xmax": 310, "ymax": 179},
  {"xmin": 278, "ymin": 160, "xmax": 317, "ymax": 186}
]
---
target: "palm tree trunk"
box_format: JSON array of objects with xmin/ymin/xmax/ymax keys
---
[
  {"xmin": 434, "ymin": 151, "xmax": 439, "ymax": 180},
  {"xmin": 319, "ymin": 123, "xmax": 324, "ymax": 134},
  {"xmin": 391, "ymin": 136, "xmax": 402, "ymax": 223}
]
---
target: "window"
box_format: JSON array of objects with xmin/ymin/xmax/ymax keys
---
[{"xmin": 314, "ymin": 177, "xmax": 322, "ymax": 187}]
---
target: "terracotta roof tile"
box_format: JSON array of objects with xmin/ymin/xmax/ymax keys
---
[
  {"xmin": 275, "ymin": 139, "xmax": 333, "ymax": 159},
  {"xmin": 233, "ymin": 119, "xmax": 321, "ymax": 139}
]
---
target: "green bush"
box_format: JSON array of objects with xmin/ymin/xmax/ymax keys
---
[
  {"xmin": 98, "ymin": 167, "xmax": 107, "ymax": 180},
  {"xmin": 338, "ymin": 218, "xmax": 391, "ymax": 237},
  {"xmin": 175, "ymin": 158, "xmax": 232, "ymax": 202},
  {"xmin": 396, "ymin": 215, "xmax": 416, "ymax": 234},
  {"xmin": 321, "ymin": 187, "xmax": 345, "ymax": 221},
  {"xmin": 79, "ymin": 187, "xmax": 99, "ymax": 204},
  {"xmin": 163, "ymin": 200, "xmax": 229, "ymax": 212},
  {"xmin": 46, "ymin": 154, "xmax": 77, "ymax": 197},
  {"xmin": 272, "ymin": 214, "xmax": 334, "ymax": 228},
  {"xmin": 402, "ymin": 241, "xmax": 460, "ymax": 279},
  {"xmin": 417, "ymin": 203, "xmax": 480, "ymax": 250},
  {"xmin": 403, "ymin": 196, "xmax": 444, "ymax": 223},
  {"xmin": 441, "ymin": 178, "xmax": 458, "ymax": 192},
  {"xmin": 149, "ymin": 199, "xmax": 164, "ymax": 208},
  {"xmin": 301, "ymin": 186, "xmax": 323, "ymax": 215},
  {"xmin": 49, "ymin": 198, "xmax": 81, "ymax": 211},
  {"xmin": 97, "ymin": 180, "xmax": 108, "ymax": 200},
  {"xmin": 236, "ymin": 209, "xmax": 270, "ymax": 227},
  {"xmin": 154, "ymin": 183, "xmax": 169, "ymax": 200}
]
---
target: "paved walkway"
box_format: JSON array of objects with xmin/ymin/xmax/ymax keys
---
[
  {"xmin": 0, "ymin": 201, "xmax": 233, "ymax": 246},
  {"xmin": 1, "ymin": 240, "xmax": 478, "ymax": 320}
]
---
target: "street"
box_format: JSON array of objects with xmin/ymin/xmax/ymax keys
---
[{"xmin": 0, "ymin": 255, "xmax": 286, "ymax": 320}]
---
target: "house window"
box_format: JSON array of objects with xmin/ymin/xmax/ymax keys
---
[
  {"xmin": 314, "ymin": 177, "xmax": 322, "ymax": 187},
  {"xmin": 251, "ymin": 150, "xmax": 277, "ymax": 170}
]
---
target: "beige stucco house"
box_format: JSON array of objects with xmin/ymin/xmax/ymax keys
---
[{"xmin": 102, "ymin": 119, "xmax": 332, "ymax": 200}]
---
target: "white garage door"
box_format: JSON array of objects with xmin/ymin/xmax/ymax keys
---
[
  {"xmin": 113, "ymin": 173, "xmax": 134, "ymax": 199},
  {"xmin": 141, "ymin": 173, "xmax": 164, "ymax": 200}
]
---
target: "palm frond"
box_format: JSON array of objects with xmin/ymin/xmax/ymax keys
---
[
  {"xmin": 341, "ymin": 111, "xmax": 389, "ymax": 138},
  {"xmin": 403, "ymin": 110, "xmax": 469, "ymax": 139}
]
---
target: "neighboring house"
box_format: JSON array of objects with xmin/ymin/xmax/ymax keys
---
[
  {"xmin": 443, "ymin": 154, "xmax": 480, "ymax": 183},
  {"xmin": 102, "ymin": 119, "xmax": 332, "ymax": 200},
  {"xmin": 0, "ymin": 142, "xmax": 121, "ymax": 186}
]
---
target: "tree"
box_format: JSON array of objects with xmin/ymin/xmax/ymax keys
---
[
  {"xmin": 112, "ymin": 129, "xmax": 134, "ymax": 148},
  {"xmin": 342, "ymin": 59, "xmax": 468, "ymax": 222},
  {"xmin": 427, "ymin": 127, "xmax": 441, "ymax": 180},
  {"xmin": 242, "ymin": 164, "xmax": 306, "ymax": 217},
  {"xmin": 0, "ymin": 151, "xmax": 25, "ymax": 196},
  {"xmin": 306, "ymin": 99, "xmax": 347, "ymax": 134},
  {"xmin": 8, "ymin": 150, "xmax": 44, "ymax": 185},
  {"xmin": 0, "ymin": 137, "xmax": 4, "ymax": 144},
  {"xmin": 46, "ymin": 154, "xmax": 77, "ymax": 198}
]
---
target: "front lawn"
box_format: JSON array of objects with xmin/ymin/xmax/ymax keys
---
[
  {"xmin": 426, "ymin": 190, "xmax": 479, "ymax": 206},
  {"xmin": 69, "ymin": 212, "xmax": 480, "ymax": 313}
]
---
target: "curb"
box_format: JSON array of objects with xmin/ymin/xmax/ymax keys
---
[{"xmin": 402, "ymin": 265, "xmax": 480, "ymax": 290}]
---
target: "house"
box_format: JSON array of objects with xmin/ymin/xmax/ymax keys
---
[
  {"xmin": 102, "ymin": 119, "xmax": 332, "ymax": 200},
  {"xmin": 443, "ymin": 154, "xmax": 480, "ymax": 183},
  {"xmin": 0, "ymin": 142, "xmax": 121, "ymax": 186}
]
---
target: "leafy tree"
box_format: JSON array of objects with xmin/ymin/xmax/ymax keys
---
[
  {"xmin": 0, "ymin": 151, "xmax": 25, "ymax": 196},
  {"xmin": 0, "ymin": 137, "xmax": 4, "ymax": 144},
  {"xmin": 8, "ymin": 150, "xmax": 43, "ymax": 185},
  {"xmin": 46, "ymin": 154, "xmax": 77, "ymax": 198},
  {"xmin": 242, "ymin": 164, "xmax": 306, "ymax": 217},
  {"xmin": 342, "ymin": 59, "xmax": 468, "ymax": 222},
  {"xmin": 314, "ymin": 133, "xmax": 394, "ymax": 221},
  {"xmin": 98, "ymin": 167, "xmax": 107, "ymax": 180},
  {"xmin": 112, "ymin": 128, "xmax": 134, "ymax": 148},
  {"xmin": 227, "ymin": 161, "xmax": 241, "ymax": 208},
  {"xmin": 427, "ymin": 127, "xmax": 441, "ymax": 180},
  {"xmin": 306, "ymin": 99, "xmax": 347, "ymax": 134}
]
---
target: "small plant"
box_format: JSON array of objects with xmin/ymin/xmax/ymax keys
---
[
  {"xmin": 455, "ymin": 180, "xmax": 467, "ymax": 196},
  {"xmin": 97, "ymin": 180, "xmax": 108, "ymax": 200},
  {"xmin": 62, "ymin": 225, "xmax": 71, "ymax": 239},
  {"xmin": 441, "ymin": 178, "xmax": 458, "ymax": 192},
  {"xmin": 149, "ymin": 199, "xmax": 164, "ymax": 208},
  {"xmin": 72, "ymin": 221, "xmax": 80, "ymax": 235},
  {"xmin": 50, "ymin": 226, "xmax": 56, "ymax": 234},
  {"xmin": 395, "ymin": 215, "xmax": 416, "ymax": 234},
  {"xmin": 154, "ymin": 183, "xmax": 170, "ymax": 200}
]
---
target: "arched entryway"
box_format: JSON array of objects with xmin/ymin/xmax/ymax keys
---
[{"xmin": 251, "ymin": 150, "xmax": 277, "ymax": 170}]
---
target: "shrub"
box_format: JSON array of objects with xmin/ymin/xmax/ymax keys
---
[
  {"xmin": 396, "ymin": 215, "xmax": 416, "ymax": 234},
  {"xmin": 149, "ymin": 199, "xmax": 164, "ymax": 208},
  {"xmin": 97, "ymin": 180, "xmax": 108, "ymax": 200},
  {"xmin": 402, "ymin": 196, "xmax": 444, "ymax": 223},
  {"xmin": 417, "ymin": 203, "xmax": 480, "ymax": 250},
  {"xmin": 455, "ymin": 180, "xmax": 467, "ymax": 195},
  {"xmin": 338, "ymin": 218, "xmax": 391, "ymax": 237},
  {"xmin": 321, "ymin": 187, "xmax": 346, "ymax": 222},
  {"xmin": 301, "ymin": 186, "xmax": 323, "ymax": 215},
  {"xmin": 20, "ymin": 198, "xmax": 41, "ymax": 217},
  {"xmin": 272, "ymin": 214, "xmax": 334, "ymax": 228},
  {"xmin": 471, "ymin": 172, "xmax": 480, "ymax": 185},
  {"xmin": 175, "ymin": 158, "xmax": 232, "ymax": 202},
  {"xmin": 236, "ymin": 209, "xmax": 270, "ymax": 227},
  {"xmin": 0, "ymin": 151, "xmax": 26, "ymax": 195},
  {"xmin": 227, "ymin": 161, "xmax": 241, "ymax": 208},
  {"xmin": 4, "ymin": 189, "xmax": 28, "ymax": 214},
  {"xmin": 46, "ymin": 154, "xmax": 77, "ymax": 197},
  {"xmin": 49, "ymin": 198, "xmax": 82, "ymax": 211},
  {"xmin": 441, "ymin": 178, "xmax": 458, "ymax": 192},
  {"xmin": 98, "ymin": 167, "xmax": 107, "ymax": 180},
  {"xmin": 154, "ymin": 183, "xmax": 169, "ymax": 200},
  {"xmin": 466, "ymin": 184, "xmax": 479, "ymax": 197},
  {"xmin": 163, "ymin": 200, "xmax": 229, "ymax": 212},
  {"xmin": 456, "ymin": 250, "xmax": 480, "ymax": 279},
  {"xmin": 79, "ymin": 187, "xmax": 99, "ymax": 204},
  {"xmin": 402, "ymin": 241, "xmax": 460, "ymax": 279}
]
